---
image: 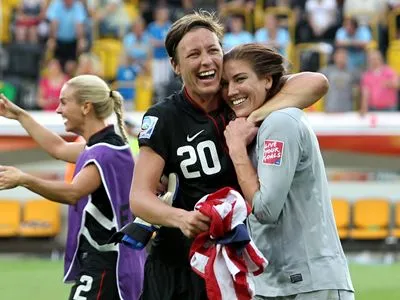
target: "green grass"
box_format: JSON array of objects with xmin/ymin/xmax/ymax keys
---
[
  {"xmin": 350, "ymin": 263, "xmax": 400, "ymax": 300},
  {"xmin": 0, "ymin": 258, "xmax": 70, "ymax": 299},
  {"xmin": 0, "ymin": 258, "xmax": 400, "ymax": 299}
]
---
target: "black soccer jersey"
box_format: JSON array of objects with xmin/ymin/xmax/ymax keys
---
[{"xmin": 138, "ymin": 89, "xmax": 240, "ymax": 264}]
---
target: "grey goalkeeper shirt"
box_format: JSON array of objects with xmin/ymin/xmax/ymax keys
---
[{"xmin": 247, "ymin": 108, "xmax": 354, "ymax": 297}]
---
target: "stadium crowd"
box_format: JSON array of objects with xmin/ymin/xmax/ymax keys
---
[{"xmin": 0, "ymin": 0, "xmax": 399, "ymax": 113}]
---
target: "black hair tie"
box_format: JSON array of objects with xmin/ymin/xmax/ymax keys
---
[{"xmin": 109, "ymin": 90, "xmax": 113, "ymax": 97}]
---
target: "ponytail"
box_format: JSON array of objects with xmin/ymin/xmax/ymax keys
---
[{"xmin": 110, "ymin": 90, "xmax": 129, "ymax": 144}]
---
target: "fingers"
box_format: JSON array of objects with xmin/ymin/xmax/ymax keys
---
[
  {"xmin": 181, "ymin": 211, "xmax": 210, "ymax": 238},
  {"xmin": 0, "ymin": 93, "xmax": 10, "ymax": 103}
]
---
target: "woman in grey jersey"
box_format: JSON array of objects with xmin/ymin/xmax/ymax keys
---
[{"xmin": 221, "ymin": 43, "xmax": 355, "ymax": 300}]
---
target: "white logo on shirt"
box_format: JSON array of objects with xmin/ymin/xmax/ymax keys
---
[
  {"xmin": 139, "ymin": 116, "xmax": 158, "ymax": 139},
  {"xmin": 186, "ymin": 130, "xmax": 205, "ymax": 142}
]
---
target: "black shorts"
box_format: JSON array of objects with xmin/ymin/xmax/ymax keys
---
[
  {"xmin": 140, "ymin": 255, "xmax": 207, "ymax": 300},
  {"xmin": 68, "ymin": 251, "xmax": 120, "ymax": 300}
]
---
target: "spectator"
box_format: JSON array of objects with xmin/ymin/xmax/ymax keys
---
[
  {"xmin": 343, "ymin": 0, "xmax": 389, "ymax": 59},
  {"xmin": 14, "ymin": 0, "xmax": 47, "ymax": 43},
  {"xmin": 319, "ymin": 47, "xmax": 360, "ymax": 112},
  {"xmin": 335, "ymin": 17, "xmax": 372, "ymax": 71},
  {"xmin": 75, "ymin": 52, "xmax": 103, "ymax": 76},
  {"xmin": 37, "ymin": 58, "xmax": 69, "ymax": 111},
  {"xmin": 254, "ymin": 13, "xmax": 290, "ymax": 57},
  {"xmin": 360, "ymin": 49, "xmax": 399, "ymax": 114},
  {"xmin": 123, "ymin": 17, "xmax": 152, "ymax": 70},
  {"xmin": 343, "ymin": 0, "xmax": 387, "ymax": 26},
  {"xmin": 147, "ymin": 6, "xmax": 173, "ymax": 101},
  {"xmin": 218, "ymin": 0, "xmax": 255, "ymax": 13},
  {"xmin": 115, "ymin": 53, "xmax": 141, "ymax": 111},
  {"xmin": 222, "ymin": 14, "xmax": 253, "ymax": 51},
  {"xmin": 89, "ymin": 0, "xmax": 131, "ymax": 38},
  {"xmin": 305, "ymin": 0, "xmax": 338, "ymax": 42},
  {"xmin": 46, "ymin": 0, "xmax": 88, "ymax": 71}
]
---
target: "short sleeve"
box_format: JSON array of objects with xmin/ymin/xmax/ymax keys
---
[
  {"xmin": 46, "ymin": 1, "xmax": 59, "ymax": 21},
  {"xmin": 138, "ymin": 106, "xmax": 169, "ymax": 161},
  {"xmin": 74, "ymin": 2, "xmax": 87, "ymax": 24}
]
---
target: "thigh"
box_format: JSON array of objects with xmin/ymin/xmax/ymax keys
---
[
  {"xmin": 140, "ymin": 257, "xmax": 207, "ymax": 300},
  {"xmin": 140, "ymin": 257, "xmax": 176, "ymax": 300},
  {"xmin": 68, "ymin": 269, "xmax": 119, "ymax": 300},
  {"xmin": 69, "ymin": 251, "xmax": 119, "ymax": 300}
]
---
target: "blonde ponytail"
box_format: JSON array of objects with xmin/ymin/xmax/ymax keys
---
[{"xmin": 110, "ymin": 90, "xmax": 129, "ymax": 144}]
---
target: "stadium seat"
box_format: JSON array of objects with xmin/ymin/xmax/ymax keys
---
[
  {"xmin": 0, "ymin": 2, "xmax": 13, "ymax": 44},
  {"xmin": 391, "ymin": 202, "xmax": 400, "ymax": 238},
  {"xmin": 6, "ymin": 43, "xmax": 43, "ymax": 80},
  {"xmin": 388, "ymin": 8, "xmax": 400, "ymax": 43},
  {"xmin": 19, "ymin": 199, "xmax": 61, "ymax": 238},
  {"xmin": 387, "ymin": 41, "xmax": 400, "ymax": 75},
  {"xmin": 92, "ymin": 39, "xmax": 123, "ymax": 81},
  {"xmin": 350, "ymin": 198, "xmax": 390, "ymax": 240},
  {"xmin": 0, "ymin": 200, "xmax": 21, "ymax": 237},
  {"xmin": 331, "ymin": 198, "xmax": 351, "ymax": 239},
  {"xmin": 135, "ymin": 73, "xmax": 153, "ymax": 111}
]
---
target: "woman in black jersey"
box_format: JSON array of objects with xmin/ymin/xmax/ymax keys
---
[
  {"xmin": 130, "ymin": 11, "xmax": 329, "ymax": 300},
  {"xmin": 0, "ymin": 75, "xmax": 145, "ymax": 300}
]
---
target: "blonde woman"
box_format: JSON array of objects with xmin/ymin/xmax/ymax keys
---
[{"xmin": 0, "ymin": 75, "xmax": 144, "ymax": 300}]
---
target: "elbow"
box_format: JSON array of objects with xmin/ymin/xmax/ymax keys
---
[
  {"xmin": 63, "ymin": 192, "xmax": 81, "ymax": 206},
  {"xmin": 129, "ymin": 189, "xmax": 145, "ymax": 218},
  {"xmin": 253, "ymin": 208, "xmax": 280, "ymax": 224},
  {"xmin": 312, "ymin": 72, "xmax": 329, "ymax": 98},
  {"xmin": 252, "ymin": 193, "xmax": 281, "ymax": 224}
]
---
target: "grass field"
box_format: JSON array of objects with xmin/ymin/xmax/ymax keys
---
[{"xmin": 1, "ymin": 258, "xmax": 400, "ymax": 299}]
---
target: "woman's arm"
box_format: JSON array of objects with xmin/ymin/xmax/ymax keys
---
[
  {"xmin": 0, "ymin": 94, "xmax": 84, "ymax": 162},
  {"xmin": 0, "ymin": 164, "xmax": 101, "ymax": 205},
  {"xmin": 226, "ymin": 114, "xmax": 301, "ymax": 224},
  {"xmin": 130, "ymin": 146, "xmax": 210, "ymax": 238},
  {"xmin": 247, "ymin": 72, "xmax": 329, "ymax": 123},
  {"xmin": 224, "ymin": 118, "xmax": 259, "ymax": 203}
]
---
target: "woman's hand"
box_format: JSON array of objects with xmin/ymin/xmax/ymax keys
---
[
  {"xmin": 0, "ymin": 94, "xmax": 25, "ymax": 120},
  {"xmin": 179, "ymin": 210, "xmax": 210, "ymax": 239},
  {"xmin": 0, "ymin": 166, "xmax": 24, "ymax": 190},
  {"xmin": 224, "ymin": 118, "xmax": 258, "ymax": 156}
]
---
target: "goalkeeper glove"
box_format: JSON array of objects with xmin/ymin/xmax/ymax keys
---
[{"xmin": 108, "ymin": 173, "xmax": 179, "ymax": 250}]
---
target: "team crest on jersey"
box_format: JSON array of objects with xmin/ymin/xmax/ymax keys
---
[
  {"xmin": 139, "ymin": 116, "xmax": 158, "ymax": 139},
  {"xmin": 263, "ymin": 140, "xmax": 284, "ymax": 166}
]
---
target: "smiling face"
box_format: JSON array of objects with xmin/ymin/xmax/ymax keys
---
[
  {"xmin": 221, "ymin": 59, "xmax": 272, "ymax": 118},
  {"xmin": 172, "ymin": 27, "xmax": 223, "ymax": 103},
  {"xmin": 56, "ymin": 84, "xmax": 85, "ymax": 134}
]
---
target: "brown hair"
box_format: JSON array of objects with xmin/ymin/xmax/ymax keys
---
[
  {"xmin": 224, "ymin": 43, "xmax": 286, "ymax": 100},
  {"xmin": 66, "ymin": 75, "xmax": 129, "ymax": 143},
  {"xmin": 165, "ymin": 10, "xmax": 224, "ymax": 63}
]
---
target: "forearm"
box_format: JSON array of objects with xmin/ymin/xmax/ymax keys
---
[
  {"xmin": 18, "ymin": 111, "xmax": 67, "ymax": 159},
  {"xmin": 131, "ymin": 190, "xmax": 186, "ymax": 228},
  {"xmin": 360, "ymin": 93, "xmax": 369, "ymax": 112},
  {"xmin": 76, "ymin": 24, "xmax": 85, "ymax": 40},
  {"xmin": 230, "ymin": 148, "xmax": 259, "ymax": 206},
  {"xmin": 49, "ymin": 22, "xmax": 58, "ymax": 39},
  {"xmin": 20, "ymin": 174, "xmax": 79, "ymax": 205},
  {"xmin": 249, "ymin": 72, "xmax": 328, "ymax": 123}
]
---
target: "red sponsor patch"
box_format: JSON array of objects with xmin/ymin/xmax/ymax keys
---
[{"xmin": 263, "ymin": 140, "xmax": 284, "ymax": 166}]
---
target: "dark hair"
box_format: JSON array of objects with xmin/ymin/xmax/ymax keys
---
[
  {"xmin": 224, "ymin": 43, "xmax": 286, "ymax": 100},
  {"xmin": 165, "ymin": 11, "xmax": 224, "ymax": 63}
]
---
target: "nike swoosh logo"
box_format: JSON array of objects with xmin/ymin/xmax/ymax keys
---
[{"xmin": 187, "ymin": 130, "xmax": 205, "ymax": 142}]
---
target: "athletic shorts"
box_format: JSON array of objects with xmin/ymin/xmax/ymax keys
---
[
  {"xmin": 254, "ymin": 289, "xmax": 355, "ymax": 300},
  {"xmin": 68, "ymin": 250, "xmax": 120, "ymax": 300},
  {"xmin": 139, "ymin": 255, "xmax": 207, "ymax": 300}
]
